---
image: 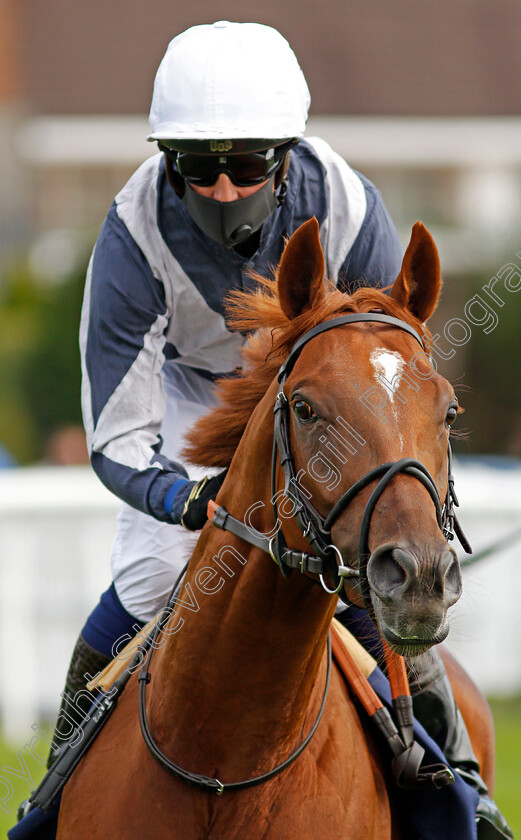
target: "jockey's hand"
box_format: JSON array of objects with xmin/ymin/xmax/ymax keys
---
[{"xmin": 170, "ymin": 471, "xmax": 227, "ymax": 531}]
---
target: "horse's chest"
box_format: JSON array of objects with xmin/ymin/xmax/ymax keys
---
[{"xmin": 58, "ymin": 665, "xmax": 396, "ymax": 839}]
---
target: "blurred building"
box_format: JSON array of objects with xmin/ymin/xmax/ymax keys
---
[{"xmin": 1, "ymin": 0, "xmax": 521, "ymax": 273}]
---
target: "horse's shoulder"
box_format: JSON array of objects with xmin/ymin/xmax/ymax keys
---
[{"xmin": 440, "ymin": 646, "xmax": 495, "ymax": 789}]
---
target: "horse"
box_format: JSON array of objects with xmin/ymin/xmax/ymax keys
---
[{"xmin": 56, "ymin": 218, "xmax": 494, "ymax": 839}]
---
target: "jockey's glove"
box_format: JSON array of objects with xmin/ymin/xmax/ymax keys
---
[{"xmin": 170, "ymin": 471, "xmax": 227, "ymax": 531}]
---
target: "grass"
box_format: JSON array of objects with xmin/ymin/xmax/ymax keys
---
[
  {"xmin": 488, "ymin": 696, "xmax": 521, "ymax": 837},
  {"xmin": 0, "ymin": 699, "xmax": 520, "ymax": 837},
  {"xmin": 0, "ymin": 724, "xmax": 49, "ymax": 837}
]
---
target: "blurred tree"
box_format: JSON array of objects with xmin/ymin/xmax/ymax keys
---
[
  {"xmin": 0, "ymin": 258, "xmax": 87, "ymax": 463},
  {"xmin": 449, "ymin": 267, "xmax": 521, "ymax": 458},
  {"xmin": 0, "ymin": 249, "xmax": 519, "ymax": 464}
]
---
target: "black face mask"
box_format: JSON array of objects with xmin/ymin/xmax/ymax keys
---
[{"xmin": 180, "ymin": 176, "xmax": 284, "ymax": 249}]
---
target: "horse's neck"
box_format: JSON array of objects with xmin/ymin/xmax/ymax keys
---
[{"xmin": 147, "ymin": 406, "xmax": 336, "ymax": 779}]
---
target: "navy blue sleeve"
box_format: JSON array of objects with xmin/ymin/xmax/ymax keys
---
[{"xmin": 82, "ymin": 203, "xmax": 190, "ymax": 523}]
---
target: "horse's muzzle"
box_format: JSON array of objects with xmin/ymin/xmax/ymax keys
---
[{"xmin": 366, "ymin": 542, "xmax": 462, "ymax": 651}]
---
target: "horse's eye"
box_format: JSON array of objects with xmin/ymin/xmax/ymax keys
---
[
  {"xmin": 445, "ymin": 405, "xmax": 458, "ymax": 426},
  {"xmin": 292, "ymin": 400, "xmax": 316, "ymax": 423}
]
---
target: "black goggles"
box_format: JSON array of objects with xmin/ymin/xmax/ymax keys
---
[{"xmin": 159, "ymin": 142, "xmax": 293, "ymax": 187}]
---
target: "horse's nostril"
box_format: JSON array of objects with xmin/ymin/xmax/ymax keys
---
[
  {"xmin": 442, "ymin": 551, "xmax": 463, "ymax": 603},
  {"xmin": 391, "ymin": 548, "xmax": 418, "ymax": 579},
  {"xmin": 367, "ymin": 544, "xmax": 463, "ymax": 608},
  {"xmin": 367, "ymin": 545, "xmax": 418, "ymax": 604}
]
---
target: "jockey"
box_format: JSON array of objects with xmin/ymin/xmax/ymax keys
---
[{"xmin": 49, "ymin": 21, "xmax": 509, "ymax": 838}]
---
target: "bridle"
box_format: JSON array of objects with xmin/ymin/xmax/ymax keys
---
[
  {"xmin": 138, "ymin": 311, "xmax": 471, "ymax": 796},
  {"xmin": 212, "ymin": 312, "xmax": 471, "ymax": 615}
]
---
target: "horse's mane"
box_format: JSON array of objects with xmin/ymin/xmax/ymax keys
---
[{"xmin": 183, "ymin": 273, "xmax": 430, "ymax": 468}]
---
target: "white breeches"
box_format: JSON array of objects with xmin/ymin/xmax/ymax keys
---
[{"xmin": 110, "ymin": 365, "xmax": 218, "ymax": 622}]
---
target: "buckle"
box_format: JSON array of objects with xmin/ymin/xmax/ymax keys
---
[
  {"xmin": 273, "ymin": 389, "xmax": 288, "ymax": 411},
  {"xmin": 431, "ymin": 766, "xmax": 455, "ymax": 789}
]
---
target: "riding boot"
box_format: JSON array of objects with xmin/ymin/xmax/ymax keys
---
[
  {"xmin": 406, "ymin": 648, "xmax": 513, "ymax": 840},
  {"xmin": 46, "ymin": 632, "xmax": 111, "ymax": 769}
]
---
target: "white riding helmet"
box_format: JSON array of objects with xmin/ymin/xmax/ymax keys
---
[{"xmin": 148, "ymin": 21, "xmax": 311, "ymax": 143}]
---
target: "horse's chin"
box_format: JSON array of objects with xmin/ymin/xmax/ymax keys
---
[
  {"xmin": 375, "ymin": 614, "xmax": 450, "ymax": 658},
  {"xmin": 380, "ymin": 634, "xmax": 444, "ymax": 658}
]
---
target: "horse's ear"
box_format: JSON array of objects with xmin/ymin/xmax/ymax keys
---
[
  {"xmin": 389, "ymin": 222, "xmax": 441, "ymax": 322},
  {"xmin": 278, "ymin": 217, "xmax": 325, "ymax": 320}
]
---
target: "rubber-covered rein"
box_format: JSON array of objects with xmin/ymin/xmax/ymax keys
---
[
  {"xmin": 139, "ymin": 607, "xmax": 333, "ymax": 795},
  {"xmin": 330, "ymin": 625, "xmax": 454, "ymax": 790}
]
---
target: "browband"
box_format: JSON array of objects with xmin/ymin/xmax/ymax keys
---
[{"xmin": 278, "ymin": 313, "xmax": 426, "ymax": 383}]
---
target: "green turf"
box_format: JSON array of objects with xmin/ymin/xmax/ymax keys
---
[
  {"xmin": 0, "ymin": 725, "xmax": 49, "ymax": 837},
  {"xmin": 0, "ymin": 700, "xmax": 519, "ymax": 837},
  {"xmin": 488, "ymin": 696, "xmax": 521, "ymax": 837}
]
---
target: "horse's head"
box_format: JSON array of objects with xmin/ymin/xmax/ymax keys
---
[{"xmin": 277, "ymin": 218, "xmax": 462, "ymax": 656}]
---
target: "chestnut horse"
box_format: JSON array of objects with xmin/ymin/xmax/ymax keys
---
[{"xmin": 57, "ymin": 220, "xmax": 494, "ymax": 839}]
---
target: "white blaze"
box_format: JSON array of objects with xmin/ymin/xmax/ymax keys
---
[{"xmin": 369, "ymin": 348, "xmax": 405, "ymax": 402}]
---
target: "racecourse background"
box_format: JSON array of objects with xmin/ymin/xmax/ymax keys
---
[{"xmin": 0, "ymin": 457, "xmax": 520, "ymax": 744}]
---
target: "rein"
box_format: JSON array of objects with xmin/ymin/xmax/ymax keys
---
[
  {"xmin": 139, "ymin": 617, "xmax": 333, "ymax": 796},
  {"xmin": 139, "ymin": 312, "xmax": 470, "ymax": 796}
]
